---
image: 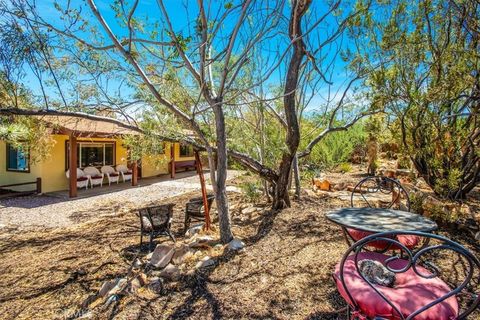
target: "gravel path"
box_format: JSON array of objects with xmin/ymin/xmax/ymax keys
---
[{"xmin": 0, "ymin": 170, "xmax": 242, "ymax": 230}]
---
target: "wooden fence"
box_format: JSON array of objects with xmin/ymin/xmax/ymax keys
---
[{"xmin": 0, "ymin": 178, "xmax": 42, "ymax": 198}]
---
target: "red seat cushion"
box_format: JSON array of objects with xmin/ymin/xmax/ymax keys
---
[
  {"xmin": 109, "ymin": 173, "xmax": 119, "ymax": 177},
  {"xmin": 347, "ymin": 228, "xmax": 421, "ymax": 250},
  {"xmin": 333, "ymin": 252, "xmax": 458, "ymax": 320},
  {"xmin": 91, "ymin": 175, "xmax": 103, "ymax": 179},
  {"xmin": 77, "ymin": 177, "xmax": 88, "ymax": 182}
]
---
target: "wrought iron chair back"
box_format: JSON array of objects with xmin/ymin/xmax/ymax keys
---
[
  {"xmin": 337, "ymin": 231, "xmax": 480, "ymax": 319},
  {"xmin": 139, "ymin": 203, "xmax": 175, "ymax": 251},
  {"xmin": 184, "ymin": 195, "xmax": 215, "ymax": 232},
  {"xmin": 350, "ymin": 176, "xmax": 411, "ymax": 212}
]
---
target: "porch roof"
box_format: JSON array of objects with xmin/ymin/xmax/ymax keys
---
[{"xmin": 0, "ymin": 108, "xmax": 141, "ymax": 137}]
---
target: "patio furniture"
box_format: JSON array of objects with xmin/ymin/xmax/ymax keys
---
[
  {"xmin": 326, "ymin": 207, "xmax": 437, "ymax": 251},
  {"xmin": 184, "ymin": 194, "xmax": 215, "ymax": 233},
  {"xmin": 350, "ymin": 176, "xmax": 410, "ymax": 211},
  {"xmin": 171, "ymin": 160, "xmax": 197, "ymax": 173},
  {"xmin": 139, "ymin": 203, "xmax": 175, "ymax": 251},
  {"xmin": 116, "ymin": 164, "xmax": 132, "ymax": 182},
  {"xmin": 83, "ymin": 166, "xmax": 104, "ymax": 187},
  {"xmin": 65, "ymin": 168, "xmax": 89, "ymax": 190},
  {"xmin": 347, "ymin": 176, "xmax": 416, "ymax": 250},
  {"xmin": 333, "ymin": 231, "xmax": 480, "ymax": 319},
  {"xmin": 101, "ymin": 165, "xmax": 120, "ymax": 185}
]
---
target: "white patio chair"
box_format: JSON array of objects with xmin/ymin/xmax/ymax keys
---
[
  {"xmin": 101, "ymin": 165, "xmax": 120, "ymax": 185},
  {"xmin": 65, "ymin": 168, "xmax": 89, "ymax": 190},
  {"xmin": 116, "ymin": 164, "xmax": 133, "ymax": 183},
  {"xmin": 83, "ymin": 166, "xmax": 104, "ymax": 187}
]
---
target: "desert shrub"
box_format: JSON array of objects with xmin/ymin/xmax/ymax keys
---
[
  {"xmin": 302, "ymin": 122, "xmax": 367, "ymax": 170},
  {"xmin": 337, "ymin": 162, "xmax": 352, "ymax": 173},
  {"xmin": 239, "ymin": 180, "xmax": 262, "ymax": 203}
]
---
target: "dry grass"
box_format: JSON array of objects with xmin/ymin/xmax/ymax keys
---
[{"xmin": 0, "ymin": 178, "xmax": 479, "ymax": 320}]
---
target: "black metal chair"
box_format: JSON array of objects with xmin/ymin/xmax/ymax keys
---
[
  {"xmin": 184, "ymin": 195, "xmax": 215, "ymax": 233},
  {"xmin": 344, "ymin": 176, "xmax": 417, "ymax": 251},
  {"xmin": 139, "ymin": 203, "xmax": 175, "ymax": 251},
  {"xmin": 334, "ymin": 231, "xmax": 480, "ymax": 320},
  {"xmin": 350, "ymin": 176, "xmax": 411, "ymax": 211}
]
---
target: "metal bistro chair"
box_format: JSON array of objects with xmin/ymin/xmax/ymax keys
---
[
  {"xmin": 333, "ymin": 231, "xmax": 480, "ymax": 320},
  {"xmin": 184, "ymin": 195, "xmax": 215, "ymax": 233},
  {"xmin": 346, "ymin": 176, "xmax": 419, "ymax": 251},
  {"xmin": 139, "ymin": 203, "xmax": 175, "ymax": 251}
]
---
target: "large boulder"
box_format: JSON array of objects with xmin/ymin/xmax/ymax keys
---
[{"xmin": 149, "ymin": 244, "xmax": 175, "ymax": 269}]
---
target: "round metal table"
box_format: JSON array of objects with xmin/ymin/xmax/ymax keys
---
[{"xmin": 326, "ymin": 207, "xmax": 438, "ymax": 233}]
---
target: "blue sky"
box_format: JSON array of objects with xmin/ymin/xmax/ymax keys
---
[{"xmin": 17, "ymin": 0, "xmax": 358, "ymax": 114}]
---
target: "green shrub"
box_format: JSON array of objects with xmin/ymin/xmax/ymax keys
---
[
  {"xmin": 239, "ymin": 181, "xmax": 262, "ymax": 203},
  {"xmin": 337, "ymin": 162, "xmax": 352, "ymax": 173},
  {"xmin": 301, "ymin": 122, "xmax": 367, "ymax": 170}
]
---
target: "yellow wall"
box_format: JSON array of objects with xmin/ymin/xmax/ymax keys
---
[
  {"xmin": 0, "ymin": 138, "xmax": 196, "ymax": 193},
  {"xmin": 0, "ymin": 135, "xmax": 129, "ymax": 193},
  {"xmin": 140, "ymin": 142, "xmax": 196, "ymax": 178}
]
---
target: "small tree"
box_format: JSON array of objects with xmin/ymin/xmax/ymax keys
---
[{"xmin": 352, "ymin": 0, "xmax": 480, "ymax": 199}]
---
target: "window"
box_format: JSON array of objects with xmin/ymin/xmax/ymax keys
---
[
  {"xmin": 66, "ymin": 141, "xmax": 115, "ymax": 169},
  {"xmin": 179, "ymin": 144, "xmax": 194, "ymax": 157},
  {"xmin": 6, "ymin": 143, "xmax": 29, "ymax": 172}
]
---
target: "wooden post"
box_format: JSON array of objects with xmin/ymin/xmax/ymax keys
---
[
  {"xmin": 132, "ymin": 160, "xmax": 138, "ymax": 186},
  {"xmin": 69, "ymin": 134, "xmax": 78, "ymax": 198},
  {"xmin": 195, "ymin": 151, "xmax": 211, "ymax": 230},
  {"xmin": 36, "ymin": 178, "xmax": 42, "ymax": 194},
  {"xmin": 170, "ymin": 142, "xmax": 175, "ymax": 179}
]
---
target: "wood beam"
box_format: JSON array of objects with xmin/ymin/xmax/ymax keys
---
[
  {"xmin": 170, "ymin": 143, "xmax": 176, "ymax": 179},
  {"xmin": 195, "ymin": 151, "xmax": 211, "ymax": 230},
  {"xmin": 132, "ymin": 160, "xmax": 138, "ymax": 186},
  {"xmin": 69, "ymin": 134, "xmax": 78, "ymax": 198}
]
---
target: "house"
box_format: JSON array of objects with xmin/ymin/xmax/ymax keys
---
[{"xmin": 0, "ymin": 111, "xmax": 198, "ymax": 197}]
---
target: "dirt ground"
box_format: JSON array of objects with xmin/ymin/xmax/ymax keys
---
[{"xmin": 0, "ymin": 169, "xmax": 479, "ymax": 320}]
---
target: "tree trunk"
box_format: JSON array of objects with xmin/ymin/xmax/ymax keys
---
[
  {"xmin": 293, "ymin": 154, "xmax": 301, "ymax": 199},
  {"xmin": 272, "ymin": 0, "xmax": 310, "ymax": 210},
  {"xmin": 212, "ymin": 102, "xmax": 234, "ymax": 243}
]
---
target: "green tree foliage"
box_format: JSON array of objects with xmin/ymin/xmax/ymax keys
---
[
  {"xmin": 351, "ymin": 0, "xmax": 480, "ymax": 199},
  {"xmin": 300, "ymin": 119, "xmax": 367, "ymax": 170}
]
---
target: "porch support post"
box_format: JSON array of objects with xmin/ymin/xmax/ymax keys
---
[
  {"xmin": 195, "ymin": 150, "xmax": 211, "ymax": 230},
  {"xmin": 132, "ymin": 160, "xmax": 138, "ymax": 186},
  {"xmin": 69, "ymin": 133, "xmax": 78, "ymax": 198},
  {"xmin": 170, "ymin": 143, "xmax": 175, "ymax": 179}
]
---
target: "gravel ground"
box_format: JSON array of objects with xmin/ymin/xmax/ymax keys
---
[{"xmin": 0, "ymin": 170, "xmax": 242, "ymax": 230}]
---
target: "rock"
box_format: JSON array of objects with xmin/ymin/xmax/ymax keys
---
[
  {"xmin": 149, "ymin": 244, "xmax": 175, "ymax": 269},
  {"xmin": 185, "ymin": 223, "xmax": 204, "ymax": 238},
  {"xmin": 99, "ymin": 279, "xmax": 117, "ymax": 297},
  {"xmin": 475, "ymin": 231, "xmax": 480, "ymax": 241},
  {"xmin": 242, "ymin": 207, "xmax": 257, "ymax": 214},
  {"xmin": 98, "ymin": 278, "xmax": 127, "ymax": 297},
  {"xmin": 332, "ymin": 182, "xmax": 347, "ymax": 191},
  {"xmin": 227, "ymin": 238, "xmax": 245, "ymax": 251},
  {"xmin": 137, "ymin": 272, "xmax": 148, "ymax": 286},
  {"xmin": 383, "ymin": 169, "xmax": 396, "ymax": 178},
  {"xmin": 313, "ymin": 178, "xmax": 331, "ymax": 191},
  {"xmin": 149, "ymin": 277, "xmax": 163, "ymax": 294},
  {"xmin": 396, "ymin": 169, "xmax": 413, "ymax": 177},
  {"xmin": 195, "ymin": 256, "xmax": 215, "ymax": 269},
  {"xmin": 130, "ymin": 278, "xmax": 142, "ymax": 292},
  {"xmin": 159, "ymin": 264, "xmax": 181, "ymax": 281},
  {"xmin": 132, "ymin": 258, "xmax": 143, "ymax": 269},
  {"xmin": 172, "ymin": 245, "xmax": 194, "ymax": 265},
  {"xmin": 188, "ymin": 235, "xmax": 216, "ymax": 248}
]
